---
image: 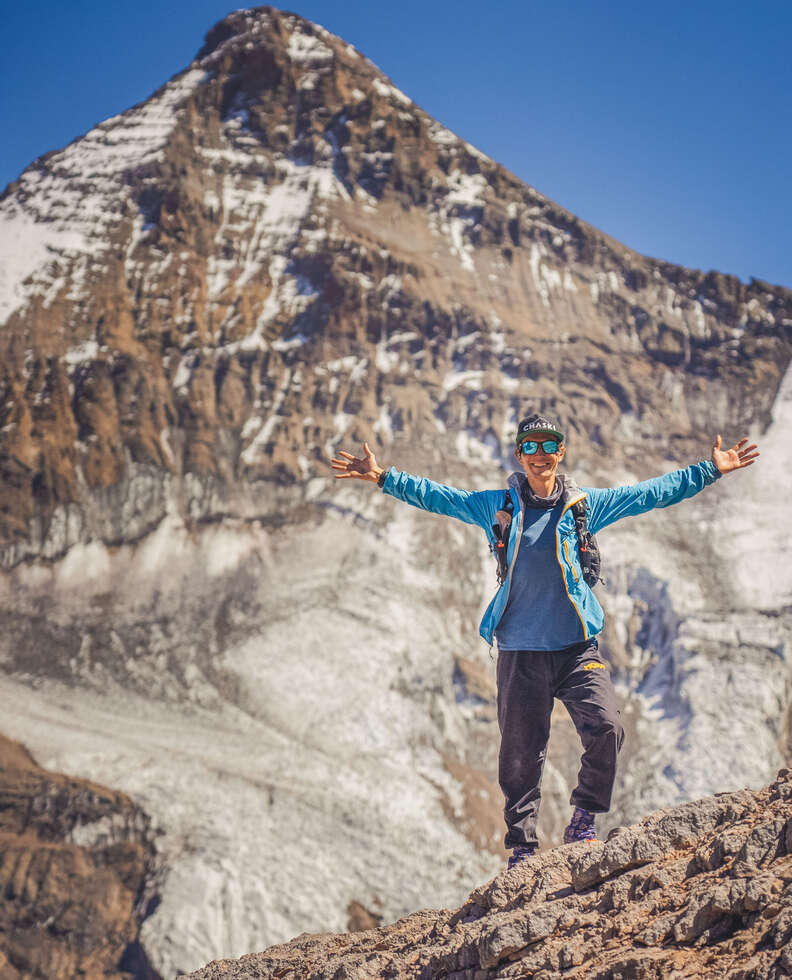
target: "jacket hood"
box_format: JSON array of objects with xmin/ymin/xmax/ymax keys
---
[{"xmin": 507, "ymin": 471, "xmax": 586, "ymax": 509}]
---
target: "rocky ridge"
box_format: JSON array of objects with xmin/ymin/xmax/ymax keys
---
[
  {"xmin": 0, "ymin": 734, "xmax": 160, "ymax": 980},
  {"xmin": 187, "ymin": 769, "xmax": 792, "ymax": 980}
]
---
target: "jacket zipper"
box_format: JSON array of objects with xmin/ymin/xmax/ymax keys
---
[
  {"xmin": 556, "ymin": 497, "xmax": 588, "ymax": 640},
  {"xmin": 486, "ymin": 490, "xmax": 523, "ymax": 641},
  {"xmin": 506, "ymin": 490, "xmax": 523, "ymax": 580},
  {"xmin": 504, "ymin": 488, "xmax": 525, "ymax": 589},
  {"xmin": 563, "ymin": 540, "xmax": 579, "ymax": 582}
]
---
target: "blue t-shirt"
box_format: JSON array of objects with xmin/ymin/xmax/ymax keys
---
[{"xmin": 495, "ymin": 504, "xmax": 585, "ymax": 651}]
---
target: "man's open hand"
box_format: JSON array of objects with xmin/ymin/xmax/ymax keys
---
[
  {"xmin": 331, "ymin": 442, "xmax": 384, "ymax": 484},
  {"xmin": 712, "ymin": 435, "xmax": 760, "ymax": 474}
]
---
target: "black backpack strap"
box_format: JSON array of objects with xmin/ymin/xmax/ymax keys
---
[
  {"xmin": 569, "ymin": 496, "xmax": 602, "ymax": 587},
  {"xmin": 491, "ymin": 490, "xmax": 514, "ymax": 585},
  {"xmin": 561, "ymin": 475, "xmax": 602, "ymax": 587},
  {"xmin": 571, "ymin": 499, "xmax": 590, "ymax": 549}
]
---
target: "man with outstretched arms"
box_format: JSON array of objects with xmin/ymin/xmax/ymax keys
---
[{"xmin": 331, "ymin": 415, "xmax": 759, "ymax": 868}]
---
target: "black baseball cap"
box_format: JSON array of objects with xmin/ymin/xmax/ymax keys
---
[{"xmin": 515, "ymin": 413, "xmax": 565, "ymax": 445}]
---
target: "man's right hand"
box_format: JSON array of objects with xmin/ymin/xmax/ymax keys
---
[{"xmin": 331, "ymin": 442, "xmax": 384, "ymax": 484}]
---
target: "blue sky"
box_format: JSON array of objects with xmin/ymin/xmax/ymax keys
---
[{"xmin": 2, "ymin": 0, "xmax": 790, "ymax": 288}]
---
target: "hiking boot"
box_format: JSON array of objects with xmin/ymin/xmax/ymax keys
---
[
  {"xmin": 563, "ymin": 806, "xmax": 597, "ymax": 843},
  {"xmin": 507, "ymin": 844, "xmax": 536, "ymax": 869}
]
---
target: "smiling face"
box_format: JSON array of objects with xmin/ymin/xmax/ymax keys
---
[{"xmin": 515, "ymin": 436, "xmax": 566, "ymax": 496}]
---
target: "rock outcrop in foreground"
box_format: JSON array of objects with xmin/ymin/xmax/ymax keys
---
[
  {"xmin": 187, "ymin": 770, "xmax": 792, "ymax": 980},
  {"xmin": 0, "ymin": 735, "xmax": 160, "ymax": 980}
]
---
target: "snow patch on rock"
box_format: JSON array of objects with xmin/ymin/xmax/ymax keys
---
[{"xmin": 0, "ymin": 68, "xmax": 208, "ymax": 326}]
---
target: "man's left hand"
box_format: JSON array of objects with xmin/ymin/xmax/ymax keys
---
[{"xmin": 711, "ymin": 434, "xmax": 760, "ymax": 474}]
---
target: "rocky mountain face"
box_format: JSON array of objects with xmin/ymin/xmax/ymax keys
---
[
  {"xmin": 2, "ymin": 5, "xmax": 791, "ymax": 555},
  {"xmin": 0, "ymin": 4, "xmax": 791, "ymax": 976},
  {"xmin": 186, "ymin": 769, "xmax": 792, "ymax": 980},
  {"xmin": 0, "ymin": 735, "xmax": 160, "ymax": 980}
]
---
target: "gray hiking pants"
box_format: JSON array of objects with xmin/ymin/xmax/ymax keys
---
[{"xmin": 497, "ymin": 640, "xmax": 624, "ymax": 849}]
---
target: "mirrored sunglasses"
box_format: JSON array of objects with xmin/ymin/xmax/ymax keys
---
[{"xmin": 520, "ymin": 439, "xmax": 562, "ymax": 455}]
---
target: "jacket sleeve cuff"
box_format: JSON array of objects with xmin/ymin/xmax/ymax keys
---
[
  {"xmin": 700, "ymin": 459, "xmax": 722, "ymax": 481},
  {"xmin": 380, "ymin": 465, "xmax": 397, "ymax": 492}
]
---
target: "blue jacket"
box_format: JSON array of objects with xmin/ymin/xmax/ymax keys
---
[{"xmin": 382, "ymin": 460, "xmax": 721, "ymax": 646}]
